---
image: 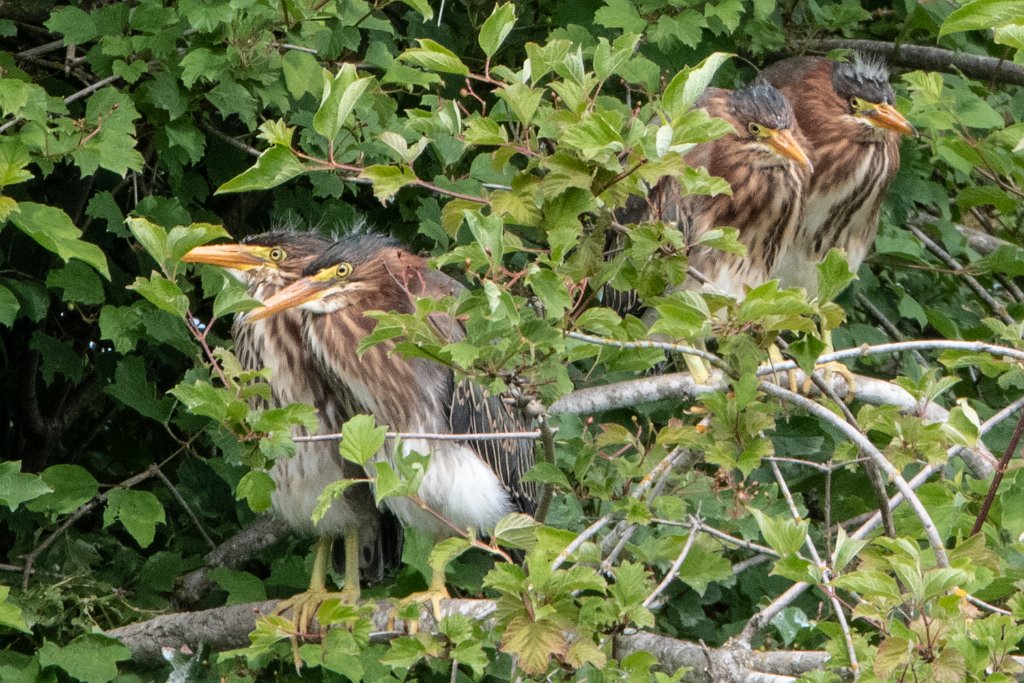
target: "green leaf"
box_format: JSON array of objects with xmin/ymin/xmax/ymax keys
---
[
  {"xmin": 166, "ymin": 222, "xmax": 231, "ymax": 265},
  {"xmin": 169, "ymin": 380, "xmax": 237, "ymax": 422},
  {"xmin": 0, "ymin": 461, "xmax": 52, "ymax": 511},
  {"xmin": 26, "ymin": 464, "xmax": 99, "ymax": 515},
  {"xmin": 46, "ymin": 260, "xmax": 105, "ymax": 305},
  {"xmin": 499, "ymin": 83, "xmax": 543, "ymax": 125},
  {"xmin": 213, "ymin": 283, "xmax": 261, "ymax": 318},
  {"xmin": 400, "ymin": 0, "xmax": 434, "ymax": 20},
  {"xmin": 216, "ymin": 146, "xmax": 307, "ymax": 194},
  {"xmin": 815, "ymin": 249, "xmax": 857, "ymax": 302},
  {"xmin": 126, "ymin": 216, "xmax": 168, "ymax": 267},
  {"xmin": 0, "ymin": 586, "xmax": 30, "ymax": 634},
  {"xmin": 236, "ymin": 470, "xmax": 274, "ymax": 513},
  {"xmin": 104, "ymin": 489, "xmax": 166, "ymax": 547},
  {"xmin": 398, "ymin": 39, "xmax": 470, "ymax": 75},
  {"xmin": 358, "ymin": 165, "xmax": 418, "ymax": 203},
  {"xmin": 209, "ymin": 568, "xmax": 268, "ymax": 605},
  {"xmin": 493, "ymin": 512, "xmax": 540, "ymax": 550},
  {"xmin": 313, "ymin": 65, "xmax": 373, "ymax": 142},
  {"xmin": 0, "ymin": 138, "xmax": 33, "ymax": 188},
  {"xmin": 311, "ymin": 479, "xmax": 361, "ymax": 525},
  {"xmin": 105, "ymin": 356, "xmax": 174, "ymax": 422},
  {"xmin": 9, "ymin": 202, "xmax": 110, "ymax": 279},
  {"xmin": 44, "ymin": 6, "xmax": 98, "ymax": 45},
  {"xmin": 479, "ymin": 4, "xmax": 517, "ymax": 59},
  {"xmin": 38, "ymin": 634, "xmax": 130, "ymax": 683},
  {"xmin": 942, "ymin": 399, "xmax": 980, "ymax": 447},
  {"xmin": 339, "ymin": 414, "xmax": 388, "ymax": 466},
  {"xmin": 749, "ymin": 507, "xmax": 808, "ymax": 556},
  {"xmin": 127, "ymin": 272, "xmax": 189, "ymax": 317},
  {"xmin": 940, "ymin": 0, "xmax": 1023, "ymax": 35},
  {"xmin": 0, "ymin": 285, "xmax": 19, "ymax": 327},
  {"xmin": 594, "ymin": 0, "xmax": 646, "ymax": 33},
  {"xmin": 662, "ymin": 52, "xmax": 732, "ymax": 120},
  {"xmin": 832, "ymin": 570, "xmax": 902, "ymax": 600},
  {"xmin": 501, "ymin": 615, "xmax": 565, "ymax": 675}
]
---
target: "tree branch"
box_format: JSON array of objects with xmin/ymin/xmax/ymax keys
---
[
  {"xmin": 107, "ymin": 596, "xmax": 852, "ymax": 681},
  {"xmin": 549, "ymin": 365, "xmax": 998, "ymax": 477},
  {"xmin": 800, "ymin": 39, "xmax": 1024, "ymax": 87},
  {"xmin": 174, "ymin": 516, "xmax": 291, "ymax": 608}
]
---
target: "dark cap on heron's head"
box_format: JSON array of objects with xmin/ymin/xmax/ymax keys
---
[
  {"xmin": 730, "ymin": 83, "xmax": 796, "ymax": 132},
  {"xmin": 832, "ymin": 52, "xmax": 895, "ymax": 105},
  {"xmin": 303, "ymin": 234, "xmax": 406, "ymax": 276}
]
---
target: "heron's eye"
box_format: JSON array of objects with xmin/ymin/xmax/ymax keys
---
[
  {"xmin": 335, "ymin": 262, "xmax": 353, "ymax": 279},
  {"xmin": 268, "ymin": 247, "xmax": 285, "ymax": 262},
  {"xmin": 748, "ymin": 122, "xmax": 767, "ymax": 137},
  {"xmin": 850, "ymin": 96, "xmax": 866, "ymax": 112}
]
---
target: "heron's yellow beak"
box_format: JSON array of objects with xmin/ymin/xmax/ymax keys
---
[
  {"xmin": 181, "ymin": 244, "xmax": 265, "ymax": 270},
  {"xmin": 767, "ymin": 129, "xmax": 814, "ymax": 172},
  {"xmin": 246, "ymin": 273, "xmax": 333, "ymax": 322},
  {"xmin": 865, "ymin": 102, "xmax": 917, "ymax": 137}
]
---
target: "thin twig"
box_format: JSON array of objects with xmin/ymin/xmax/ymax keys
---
[
  {"xmin": 969, "ymin": 406, "xmax": 1024, "ymax": 536},
  {"xmin": 642, "ymin": 525, "xmax": 698, "ymax": 609},
  {"xmin": 533, "ymin": 416, "xmax": 557, "ymax": 523},
  {"xmin": 566, "ymin": 331, "xmax": 726, "ymax": 367},
  {"xmin": 908, "ymin": 224, "xmax": 1015, "ymax": 326},
  {"xmin": 767, "ymin": 461, "xmax": 859, "ymax": 675},
  {"xmin": 551, "ymin": 447, "xmax": 688, "ymax": 572},
  {"xmin": 21, "ymin": 466, "xmax": 161, "ymax": 590},
  {"xmin": 855, "ymin": 293, "xmax": 930, "ymax": 367},
  {"xmin": 150, "ymin": 464, "xmax": 216, "ymax": 551}
]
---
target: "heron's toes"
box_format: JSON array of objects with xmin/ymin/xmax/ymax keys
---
[{"xmin": 801, "ymin": 361, "xmax": 856, "ymax": 401}]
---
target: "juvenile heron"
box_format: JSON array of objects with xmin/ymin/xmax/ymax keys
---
[
  {"xmin": 248, "ymin": 234, "xmax": 536, "ymax": 615},
  {"xmin": 182, "ymin": 232, "xmax": 402, "ymax": 630},
  {"xmin": 761, "ymin": 53, "xmax": 916, "ymax": 293},
  {"xmin": 612, "ymin": 83, "xmax": 813, "ymax": 380}
]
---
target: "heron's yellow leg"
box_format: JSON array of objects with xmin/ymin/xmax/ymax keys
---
[
  {"xmin": 274, "ymin": 533, "xmax": 362, "ymax": 636},
  {"xmin": 399, "ymin": 570, "xmax": 450, "ymax": 631}
]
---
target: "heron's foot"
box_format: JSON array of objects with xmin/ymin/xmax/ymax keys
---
[
  {"xmin": 399, "ymin": 586, "xmax": 451, "ymax": 633},
  {"xmin": 801, "ymin": 361, "xmax": 856, "ymax": 401},
  {"xmin": 274, "ymin": 585, "xmax": 360, "ymax": 636}
]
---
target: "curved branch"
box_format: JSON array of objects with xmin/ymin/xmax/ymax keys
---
[
  {"xmin": 800, "ymin": 39, "xmax": 1024, "ymax": 87},
  {"xmin": 759, "ymin": 381, "xmax": 949, "ymax": 568},
  {"xmin": 550, "ymin": 367, "xmax": 997, "ymax": 477}
]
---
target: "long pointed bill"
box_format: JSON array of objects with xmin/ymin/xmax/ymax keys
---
[
  {"xmin": 866, "ymin": 103, "xmax": 917, "ymax": 137},
  {"xmin": 246, "ymin": 276, "xmax": 333, "ymax": 322},
  {"xmin": 767, "ymin": 129, "xmax": 814, "ymax": 173},
  {"xmin": 181, "ymin": 244, "xmax": 265, "ymax": 270}
]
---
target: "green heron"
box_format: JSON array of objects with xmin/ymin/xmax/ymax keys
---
[
  {"xmin": 761, "ymin": 54, "xmax": 916, "ymax": 294},
  {"xmin": 182, "ymin": 232, "xmax": 401, "ymax": 630},
  {"xmin": 612, "ymin": 83, "xmax": 813, "ymax": 380},
  {"xmin": 247, "ymin": 234, "xmax": 536, "ymax": 616},
  {"xmin": 760, "ymin": 54, "xmax": 916, "ymax": 382}
]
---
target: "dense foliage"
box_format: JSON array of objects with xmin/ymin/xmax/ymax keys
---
[{"xmin": 2, "ymin": 0, "xmax": 1024, "ymax": 681}]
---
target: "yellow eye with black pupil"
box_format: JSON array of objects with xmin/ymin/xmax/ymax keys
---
[
  {"xmin": 748, "ymin": 122, "xmax": 765, "ymax": 136},
  {"xmin": 336, "ymin": 263, "xmax": 353, "ymax": 278},
  {"xmin": 268, "ymin": 248, "xmax": 285, "ymax": 261}
]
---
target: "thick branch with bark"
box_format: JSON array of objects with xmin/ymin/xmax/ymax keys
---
[
  {"xmin": 801, "ymin": 39, "xmax": 1024, "ymax": 86},
  {"xmin": 174, "ymin": 515, "xmax": 290, "ymax": 608},
  {"xmin": 107, "ymin": 597, "xmax": 848, "ymax": 682}
]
